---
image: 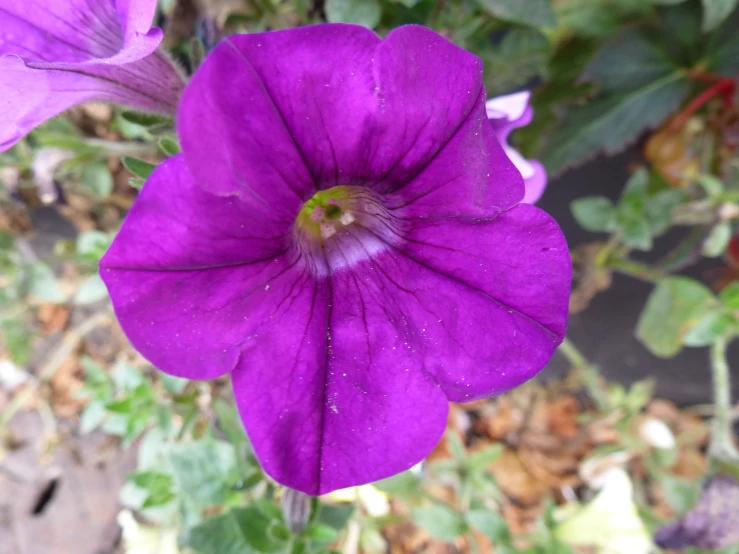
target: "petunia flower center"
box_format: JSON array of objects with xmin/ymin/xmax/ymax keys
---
[
  {"xmin": 292, "ymin": 186, "xmax": 399, "ymax": 276},
  {"xmin": 295, "ymin": 186, "xmax": 359, "ymax": 241}
]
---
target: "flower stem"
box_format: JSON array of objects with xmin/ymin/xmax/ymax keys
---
[
  {"xmin": 558, "ymin": 337, "xmax": 610, "ymax": 411},
  {"xmin": 607, "ymin": 257, "xmax": 666, "ymax": 283},
  {"xmin": 709, "ymin": 336, "xmax": 739, "ymax": 463}
]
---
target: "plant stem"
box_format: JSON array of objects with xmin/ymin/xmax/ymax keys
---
[
  {"xmin": 709, "ymin": 336, "xmax": 739, "ymax": 463},
  {"xmin": 558, "ymin": 337, "xmax": 610, "ymax": 411},
  {"xmin": 607, "ymin": 257, "xmax": 666, "ymax": 283}
]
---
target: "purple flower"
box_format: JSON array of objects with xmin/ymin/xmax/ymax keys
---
[
  {"xmin": 101, "ymin": 24, "xmax": 571, "ymax": 495},
  {"xmin": 0, "ymin": 0, "xmax": 185, "ymax": 151},
  {"xmin": 486, "ymin": 91, "xmax": 548, "ymax": 204},
  {"xmin": 655, "ymin": 474, "xmax": 739, "ymax": 550}
]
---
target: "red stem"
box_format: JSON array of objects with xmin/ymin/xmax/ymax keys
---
[{"xmin": 670, "ymin": 78, "xmax": 736, "ymax": 131}]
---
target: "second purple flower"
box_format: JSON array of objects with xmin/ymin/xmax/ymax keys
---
[{"xmin": 101, "ymin": 24, "xmax": 571, "ymax": 495}]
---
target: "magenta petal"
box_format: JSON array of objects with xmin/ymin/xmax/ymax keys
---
[
  {"xmin": 231, "ymin": 275, "xmax": 450, "ymax": 495},
  {"xmin": 206, "ymin": 25, "xmax": 486, "ymax": 192},
  {"xmin": 177, "ymin": 37, "xmax": 317, "ymax": 204},
  {"xmin": 0, "ymin": 0, "xmax": 184, "ymax": 151},
  {"xmin": 101, "ymin": 156, "xmax": 295, "ymax": 379},
  {"xmin": 384, "ymin": 92, "xmax": 524, "ymax": 218},
  {"xmin": 361, "ymin": 204, "xmax": 570, "ymax": 401},
  {"xmin": 103, "ymin": 24, "xmax": 571, "ymax": 495}
]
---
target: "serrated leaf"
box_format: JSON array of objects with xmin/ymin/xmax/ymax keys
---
[
  {"xmin": 702, "ymin": 0, "xmax": 739, "ymax": 30},
  {"xmin": 412, "ymin": 504, "xmax": 466, "ymax": 542},
  {"xmin": 541, "ymin": 74, "xmax": 689, "ymax": 175},
  {"xmin": 122, "ymin": 157, "xmax": 156, "ymax": 180},
  {"xmin": 571, "ymin": 197, "xmax": 618, "ymax": 232},
  {"xmin": 483, "ymin": 28, "xmax": 550, "ymax": 95},
  {"xmin": 636, "ymin": 277, "xmax": 717, "ymax": 357},
  {"xmin": 702, "ymin": 222, "xmax": 732, "ymax": 257},
  {"xmin": 325, "ymin": 0, "xmax": 381, "ymax": 28},
  {"xmin": 81, "ymin": 162, "xmax": 114, "ymax": 198},
  {"xmin": 584, "ymin": 28, "xmax": 678, "ymax": 91},
  {"xmin": 475, "ymin": 0, "xmax": 556, "ymax": 27}
]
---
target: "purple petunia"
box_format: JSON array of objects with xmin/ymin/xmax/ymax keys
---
[
  {"xmin": 655, "ymin": 474, "xmax": 739, "ymax": 550},
  {"xmin": 101, "ymin": 24, "xmax": 571, "ymax": 495},
  {"xmin": 486, "ymin": 91, "xmax": 548, "ymax": 204},
  {"xmin": 0, "ymin": 0, "xmax": 185, "ymax": 151}
]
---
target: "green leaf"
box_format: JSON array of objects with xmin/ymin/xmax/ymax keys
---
[
  {"xmin": 127, "ymin": 470, "xmax": 176, "ymax": 508},
  {"xmin": 159, "ymin": 137, "xmax": 181, "ymax": 156},
  {"xmin": 325, "ymin": 0, "xmax": 381, "ymax": 28},
  {"xmin": 682, "ymin": 311, "xmax": 736, "ymax": 346},
  {"xmin": 703, "ymin": 222, "xmax": 732, "ymax": 257},
  {"xmin": 160, "ymin": 373, "xmax": 188, "ymax": 395},
  {"xmin": 702, "ymin": 0, "xmax": 738, "ymax": 30},
  {"xmin": 571, "ymin": 197, "xmax": 618, "ymax": 232},
  {"xmin": 645, "ymin": 189, "xmax": 685, "ymax": 236},
  {"xmin": 183, "ymin": 505, "xmax": 283, "ymax": 554},
  {"xmin": 483, "ymin": 28, "xmax": 550, "ymax": 96},
  {"xmin": 81, "ymin": 162, "xmax": 114, "ymax": 198},
  {"xmin": 303, "ymin": 523, "xmax": 339, "ymax": 542},
  {"xmin": 79, "ymin": 400, "xmax": 107, "ymax": 434},
  {"xmin": 120, "ymin": 111, "xmax": 173, "ymax": 127},
  {"xmin": 129, "ymin": 177, "xmax": 145, "ymax": 189},
  {"xmin": 73, "ymin": 274, "xmax": 108, "ymax": 305},
  {"xmin": 372, "ymin": 470, "xmax": 421, "ymax": 496},
  {"xmin": 659, "ymin": 473, "xmax": 699, "ymax": 513},
  {"xmin": 636, "ymin": 277, "xmax": 717, "ymax": 357},
  {"xmin": 168, "ymin": 440, "xmax": 237, "ymax": 506},
  {"xmin": 720, "ymin": 282, "xmax": 739, "ymax": 310},
  {"xmin": 25, "ymin": 262, "xmax": 64, "ymax": 303},
  {"xmin": 709, "ymin": 8, "xmax": 739, "ymax": 75},
  {"xmin": 466, "ymin": 443, "xmax": 504, "ymax": 471},
  {"xmin": 466, "ymin": 510, "xmax": 511, "ymax": 542},
  {"xmin": 584, "ymin": 28, "xmax": 678, "ymax": 91},
  {"xmin": 76, "ymin": 230, "xmax": 111, "ymax": 259},
  {"xmin": 412, "ymin": 504, "xmax": 467, "ymax": 542},
  {"xmin": 314, "ymin": 504, "xmax": 354, "ymax": 532},
  {"xmin": 447, "ymin": 431, "xmax": 467, "ymax": 461},
  {"xmin": 475, "ymin": 0, "xmax": 556, "ymax": 27},
  {"xmin": 122, "ymin": 157, "xmax": 156, "ymax": 180},
  {"xmin": 541, "ymin": 73, "xmax": 689, "ymax": 175}
]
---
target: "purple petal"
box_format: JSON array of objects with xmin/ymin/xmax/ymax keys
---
[
  {"xmin": 486, "ymin": 91, "xmax": 532, "ymax": 128},
  {"xmin": 185, "ymin": 24, "xmax": 506, "ymax": 210},
  {"xmin": 485, "ymin": 91, "xmax": 547, "ymax": 205},
  {"xmin": 384, "ymin": 204, "xmax": 570, "ymax": 400},
  {"xmin": 103, "ymin": 25, "xmax": 570, "ymax": 495},
  {"xmin": 0, "ymin": 0, "xmax": 183, "ymax": 151},
  {"xmin": 101, "ymin": 156, "xmax": 293, "ymax": 379},
  {"xmin": 383, "ymin": 92, "xmax": 524, "ymax": 218},
  {"xmin": 231, "ymin": 276, "xmax": 450, "ymax": 494}
]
